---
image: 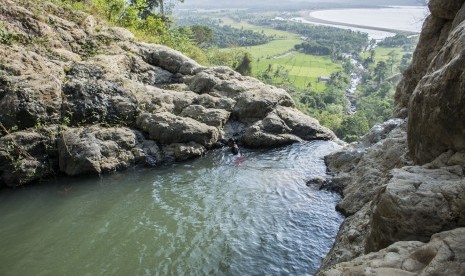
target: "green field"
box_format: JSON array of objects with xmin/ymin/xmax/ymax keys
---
[
  {"xmin": 221, "ymin": 18, "xmax": 297, "ymax": 39},
  {"xmin": 253, "ymin": 52, "xmax": 342, "ymax": 91},
  {"xmin": 241, "ymin": 39, "xmax": 302, "ymax": 58},
  {"xmin": 219, "ymin": 17, "xmax": 343, "ymax": 91},
  {"xmin": 362, "ymin": 47, "xmax": 405, "ymax": 63}
]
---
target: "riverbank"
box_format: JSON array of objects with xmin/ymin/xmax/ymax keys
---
[{"xmin": 299, "ymin": 11, "xmax": 419, "ymax": 36}]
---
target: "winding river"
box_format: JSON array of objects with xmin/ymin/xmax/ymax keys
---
[{"xmin": 0, "ymin": 141, "xmax": 343, "ymax": 275}]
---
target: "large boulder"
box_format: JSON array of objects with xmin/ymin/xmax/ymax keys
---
[
  {"xmin": 58, "ymin": 126, "xmax": 144, "ymax": 175},
  {"xmin": 0, "ymin": 127, "xmax": 59, "ymax": 187},
  {"xmin": 367, "ymin": 163, "xmax": 465, "ymax": 252},
  {"xmin": 180, "ymin": 105, "xmax": 230, "ymax": 129},
  {"xmin": 136, "ymin": 112, "xmax": 219, "ymax": 148},
  {"xmin": 326, "ymin": 121, "xmax": 409, "ymax": 216}
]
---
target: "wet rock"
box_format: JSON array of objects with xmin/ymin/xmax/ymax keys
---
[
  {"xmin": 0, "ymin": 127, "xmax": 59, "ymax": 187},
  {"xmin": 163, "ymin": 142, "xmax": 206, "ymax": 162},
  {"xmin": 306, "ymin": 177, "xmax": 344, "ymax": 194}
]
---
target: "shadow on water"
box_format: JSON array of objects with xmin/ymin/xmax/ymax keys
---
[{"xmin": 0, "ymin": 141, "xmax": 344, "ymax": 275}]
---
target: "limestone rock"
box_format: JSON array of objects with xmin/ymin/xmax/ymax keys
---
[
  {"xmin": 232, "ymin": 87, "xmax": 294, "ymax": 122},
  {"xmin": 408, "ymin": 18, "xmax": 465, "ymax": 163},
  {"xmin": 163, "ymin": 142, "xmax": 206, "ymax": 161},
  {"xmin": 335, "ymin": 121, "xmax": 410, "ymax": 216},
  {"xmin": 58, "ymin": 126, "xmax": 142, "ymax": 175},
  {"xmin": 242, "ymin": 122, "xmax": 302, "ymax": 148},
  {"xmin": 319, "ymin": 228, "xmax": 465, "ymax": 276},
  {"xmin": 0, "ymin": 47, "xmax": 64, "ymax": 130},
  {"xmin": 188, "ymin": 71, "xmax": 220, "ymax": 93},
  {"xmin": 428, "ymin": 0, "xmax": 465, "ymax": 20},
  {"xmin": 367, "ymin": 165, "xmax": 465, "ymax": 252},
  {"xmin": 0, "ymin": 127, "xmax": 58, "ymax": 187},
  {"xmin": 180, "ymin": 105, "xmax": 230, "ymax": 129},
  {"xmin": 0, "ymin": 0, "xmax": 335, "ymax": 186},
  {"xmin": 136, "ymin": 112, "xmax": 219, "ymax": 147},
  {"xmin": 393, "ymin": 15, "xmax": 450, "ymax": 118},
  {"xmin": 137, "ymin": 43, "xmax": 202, "ymax": 75},
  {"xmin": 276, "ymin": 106, "xmax": 335, "ymax": 141}
]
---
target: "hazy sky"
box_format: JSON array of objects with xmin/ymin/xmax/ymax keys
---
[{"xmin": 180, "ymin": 0, "xmax": 425, "ymax": 8}]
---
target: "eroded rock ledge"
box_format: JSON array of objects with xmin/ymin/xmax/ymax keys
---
[
  {"xmin": 0, "ymin": 0, "xmax": 335, "ymax": 187},
  {"xmin": 319, "ymin": 0, "xmax": 465, "ymax": 274}
]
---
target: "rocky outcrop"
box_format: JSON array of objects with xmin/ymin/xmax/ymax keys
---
[
  {"xmin": 0, "ymin": 0, "xmax": 334, "ymax": 187},
  {"xmin": 321, "ymin": 228, "xmax": 465, "ymax": 276},
  {"xmin": 320, "ymin": 1, "xmax": 465, "ymax": 274}
]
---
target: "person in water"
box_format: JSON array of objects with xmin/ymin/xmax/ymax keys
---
[{"xmin": 227, "ymin": 138, "xmax": 240, "ymax": 155}]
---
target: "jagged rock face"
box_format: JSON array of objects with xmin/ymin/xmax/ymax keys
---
[
  {"xmin": 321, "ymin": 122, "xmax": 465, "ymax": 275},
  {"xmin": 393, "ymin": 0, "xmax": 465, "ymax": 163},
  {"xmin": 324, "ymin": 64, "xmax": 465, "ymax": 272},
  {"xmin": 0, "ymin": 0, "xmax": 334, "ymax": 186},
  {"xmin": 409, "ymin": 16, "xmax": 465, "ymax": 163},
  {"xmin": 367, "ymin": 163, "xmax": 465, "ymax": 252},
  {"xmin": 325, "ymin": 119, "xmax": 410, "ymax": 216},
  {"xmin": 321, "ymin": 1, "xmax": 465, "ymax": 272}
]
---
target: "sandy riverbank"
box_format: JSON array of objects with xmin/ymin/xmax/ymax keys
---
[{"xmin": 299, "ymin": 10, "xmax": 419, "ymax": 36}]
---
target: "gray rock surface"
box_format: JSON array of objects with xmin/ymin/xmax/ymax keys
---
[
  {"xmin": 321, "ymin": 1, "xmax": 465, "ymax": 273},
  {"xmin": 58, "ymin": 127, "xmax": 142, "ymax": 175},
  {"xmin": 0, "ymin": 0, "xmax": 335, "ymax": 185},
  {"xmin": 320, "ymin": 228, "xmax": 465, "ymax": 276}
]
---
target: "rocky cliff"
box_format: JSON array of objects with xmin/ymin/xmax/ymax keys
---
[
  {"xmin": 319, "ymin": 1, "xmax": 465, "ymax": 274},
  {"xmin": 0, "ymin": 0, "xmax": 335, "ymax": 187}
]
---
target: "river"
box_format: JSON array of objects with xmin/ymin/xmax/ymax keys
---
[
  {"xmin": 295, "ymin": 5, "xmax": 429, "ymax": 40},
  {"xmin": 0, "ymin": 141, "xmax": 344, "ymax": 275}
]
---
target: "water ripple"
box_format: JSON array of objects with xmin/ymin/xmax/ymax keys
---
[{"xmin": 0, "ymin": 141, "xmax": 344, "ymax": 275}]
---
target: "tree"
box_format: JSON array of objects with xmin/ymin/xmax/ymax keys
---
[
  {"xmin": 374, "ymin": 61, "xmax": 388, "ymax": 83},
  {"xmin": 132, "ymin": 0, "xmax": 184, "ymax": 19},
  {"xmin": 190, "ymin": 25, "xmax": 213, "ymax": 48},
  {"xmin": 235, "ymin": 53, "xmax": 253, "ymax": 76},
  {"xmin": 337, "ymin": 112, "xmax": 369, "ymax": 142},
  {"xmin": 386, "ymin": 50, "xmax": 399, "ymax": 73}
]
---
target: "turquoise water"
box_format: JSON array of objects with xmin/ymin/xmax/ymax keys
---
[{"xmin": 0, "ymin": 141, "xmax": 343, "ymax": 275}]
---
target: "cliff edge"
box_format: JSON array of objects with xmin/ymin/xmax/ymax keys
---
[
  {"xmin": 0, "ymin": 0, "xmax": 335, "ymax": 187},
  {"xmin": 319, "ymin": 0, "xmax": 465, "ymax": 274}
]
